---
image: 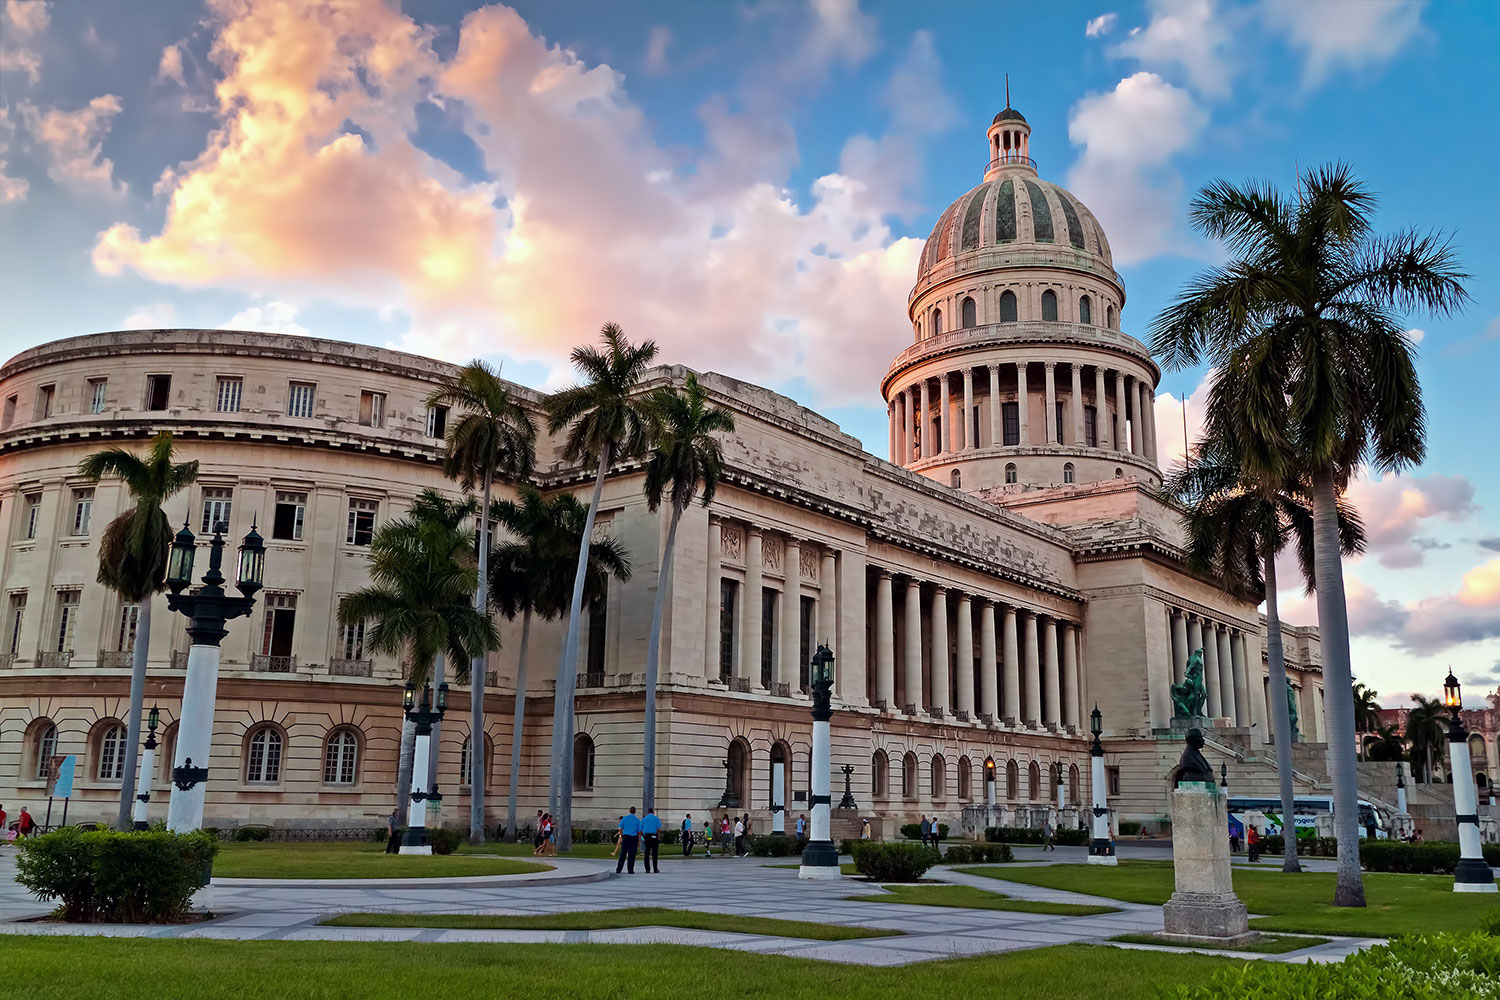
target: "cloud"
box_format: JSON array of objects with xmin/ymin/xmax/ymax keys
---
[
  {"xmin": 1112, "ymin": 0, "xmax": 1236, "ymax": 97},
  {"xmin": 158, "ymin": 43, "xmax": 186, "ymax": 86},
  {"xmin": 0, "ymin": 106, "xmax": 25, "ymax": 204},
  {"xmin": 1345, "ymin": 471, "xmax": 1476, "ymax": 569},
  {"xmin": 121, "ymin": 302, "xmax": 178, "ymax": 329},
  {"xmin": 0, "ymin": 46, "xmax": 41, "ymax": 84},
  {"xmin": 1479, "ymin": 538, "xmax": 1500, "ymax": 553},
  {"xmin": 1279, "ymin": 575, "xmax": 1406, "ymax": 637},
  {"xmin": 1405, "ymin": 327, "xmax": 1424, "ymax": 344},
  {"xmin": 1260, "ymin": 0, "xmax": 1427, "ymax": 86},
  {"xmin": 20, "ymin": 94, "xmax": 125, "ymax": 194},
  {"xmin": 92, "ymin": 0, "xmax": 928, "ymax": 406},
  {"xmin": 3, "ymin": 0, "xmax": 49, "ymax": 36},
  {"xmin": 1085, "ymin": 13, "xmax": 1118, "ymax": 37},
  {"xmin": 1066, "ymin": 72, "xmax": 1206, "ymax": 264},
  {"xmin": 222, "ymin": 300, "xmax": 308, "ymax": 336},
  {"xmin": 1152, "ymin": 368, "xmax": 1210, "ymax": 472},
  {"xmin": 644, "ymin": 26, "xmax": 670, "ymax": 75}
]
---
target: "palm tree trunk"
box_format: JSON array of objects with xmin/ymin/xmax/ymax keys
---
[
  {"xmin": 395, "ymin": 712, "xmax": 417, "ymax": 817},
  {"xmin": 1261, "ymin": 539, "xmax": 1300, "ymax": 873},
  {"xmin": 428, "ymin": 651, "xmax": 446, "ymax": 793},
  {"xmin": 642, "ymin": 504, "xmax": 684, "ymax": 814},
  {"xmin": 1311, "ymin": 467, "xmax": 1365, "ymax": 907},
  {"xmin": 115, "ymin": 597, "xmax": 152, "ymax": 830},
  {"xmin": 470, "ymin": 469, "xmax": 493, "ymax": 845},
  {"xmin": 550, "ymin": 444, "xmax": 612, "ymax": 852},
  {"xmin": 505, "ymin": 608, "xmax": 532, "ymax": 842}
]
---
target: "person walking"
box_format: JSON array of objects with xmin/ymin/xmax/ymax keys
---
[
  {"xmin": 733, "ymin": 814, "xmax": 746, "ymax": 857},
  {"xmin": 719, "ymin": 814, "xmax": 732, "ymax": 855},
  {"xmin": 1041, "ymin": 814, "xmax": 1055, "ymax": 852},
  {"xmin": 860, "ymin": 818, "xmax": 871, "ymax": 840},
  {"xmin": 682, "ymin": 813, "xmax": 695, "ymax": 857},
  {"xmin": 17, "ymin": 807, "xmax": 34, "ymax": 840},
  {"xmin": 384, "ymin": 808, "xmax": 401, "ymax": 854},
  {"xmin": 616, "ymin": 807, "xmax": 642, "ymax": 874},
  {"xmin": 795, "ymin": 813, "xmax": 807, "ymax": 840},
  {"xmin": 532, "ymin": 810, "xmax": 545, "ymax": 854},
  {"xmin": 930, "ymin": 818, "xmax": 942, "ymax": 851},
  {"xmin": 703, "ymin": 817, "xmax": 715, "ymax": 857},
  {"xmin": 641, "ymin": 808, "xmax": 662, "ymax": 873},
  {"xmin": 919, "ymin": 815, "xmax": 930, "ymax": 848},
  {"xmin": 1247, "ymin": 823, "xmax": 1261, "ymax": 863}
]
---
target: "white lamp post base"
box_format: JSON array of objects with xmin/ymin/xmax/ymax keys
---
[
  {"xmin": 398, "ymin": 845, "xmax": 433, "ymax": 856},
  {"xmin": 1087, "ymin": 853, "xmax": 1118, "ymax": 866},
  {"xmin": 798, "ymin": 863, "xmax": 843, "ymax": 880}
]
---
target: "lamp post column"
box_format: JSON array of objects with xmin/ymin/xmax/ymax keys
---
[
  {"xmin": 800, "ymin": 645, "xmax": 840, "ymax": 880},
  {"xmin": 402, "ymin": 682, "xmax": 450, "ymax": 855},
  {"xmin": 132, "ymin": 707, "xmax": 160, "ymax": 831},
  {"xmin": 1443, "ymin": 672, "xmax": 1497, "ymax": 892},
  {"xmin": 1088, "ymin": 706, "xmax": 1116, "ymax": 864}
]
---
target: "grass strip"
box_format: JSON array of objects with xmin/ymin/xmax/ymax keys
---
[
  {"xmin": 213, "ymin": 842, "xmax": 551, "ymax": 880},
  {"xmin": 320, "ymin": 907, "xmax": 895, "ymax": 941},
  {"xmin": 1110, "ymin": 933, "xmax": 1331, "ymax": 955},
  {"xmin": 848, "ymin": 884, "xmax": 1119, "ymax": 916}
]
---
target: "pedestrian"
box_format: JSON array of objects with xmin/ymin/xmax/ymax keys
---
[
  {"xmin": 703, "ymin": 817, "xmax": 715, "ymax": 857},
  {"xmin": 533, "ymin": 810, "xmax": 545, "ymax": 855},
  {"xmin": 919, "ymin": 814, "xmax": 930, "ymax": 848},
  {"xmin": 1230, "ymin": 819, "xmax": 1242, "ymax": 854},
  {"xmin": 1042, "ymin": 815, "xmax": 1055, "ymax": 852},
  {"xmin": 795, "ymin": 813, "xmax": 807, "ymax": 840},
  {"xmin": 733, "ymin": 814, "xmax": 746, "ymax": 857},
  {"xmin": 384, "ymin": 807, "xmax": 401, "ymax": 854},
  {"xmin": 17, "ymin": 807, "xmax": 35, "ymax": 840},
  {"xmin": 616, "ymin": 807, "xmax": 642, "ymax": 874},
  {"xmin": 930, "ymin": 818, "xmax": 942, "ymax": 851},
  {"xmin": 610, "ymin": 825, "xmax": 622, "ymax": 857},
  {"xmin": 860, "ymin": 818, "xmax": 871, "ymax": 840},
  {"xmin": 1246, "ymin": 824, "xmax": 1260, "ymax": 863},
  {"xmin": 719, "ymin": 814, "xmax": 732, "ymax": 855},
  {"xmin": 642, "ymin": 808, "xmax": 662, "ymax": 873},
  {"xmin": 682, "ymin": 812, "xmax": 695, "ymax": 857}
]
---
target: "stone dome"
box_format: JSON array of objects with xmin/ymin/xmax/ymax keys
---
[{"xmin": 992, "ymin": 107, "xmax": 1027, "ymax": 124}]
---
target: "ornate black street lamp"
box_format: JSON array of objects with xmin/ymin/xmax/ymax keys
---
[
  {"xmin": 163, "ymin": 520, "xmax": 265, "ymax": 833},
  {"xmin": 401, "ymin": 679, "xmax": 450, "ymax": 854},
  {"xmin": 837, "ymin": 764, "xmax": 858, "ymax": 810},
  {"xmin": 1442, "ymin": 671, "xmax": 1497, "ymax": 893},
  {"xmin": 1088, "ymin": 705, "xmax": 1116, "ymax": 865},
  {"xmin": 131, "ymin": 705, "xmax": 160, "ymax": 831},
  {"xmin": 799, "ymin": 643, "xmax": 840, "ymax": 879}
]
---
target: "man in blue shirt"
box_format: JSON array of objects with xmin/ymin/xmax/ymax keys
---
[
  {"xmin": 616, "ymin": 807, "xmax": 642, "ymax": 874},
  {"xmin": 641, "ymin": 808, "xmax": 663, "ymax": 873}
]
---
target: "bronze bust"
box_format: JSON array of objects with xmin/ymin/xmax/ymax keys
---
[{"xmin": 1171, "ymin": 728, "xmax": 1216, "ymax": 787}]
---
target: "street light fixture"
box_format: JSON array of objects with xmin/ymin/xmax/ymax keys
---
[
  {"xmin": 1441, "ymin": 671, "xmax": 1497, "ymax": 893},
  {"xmin": 164, "ymin": 521, "xmax": 267, "ymax": 833},
  {"xmin": 400, "ymin": 680, "xmax": 449, "ymax": 854},
  {"xmin": 1088, "ymin": 704, "xmax": 1116, "ymax": 865},
  {"xmin": 131, "ymin": 704, "xmax": 161, "ymax": 831},
  {"xmin": 799, "ymin": 643, "xmax": 840, "ymax": 880}
]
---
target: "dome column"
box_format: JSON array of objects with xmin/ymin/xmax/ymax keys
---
[
  {"xmin": 987, "ymin": 365, "xmax": 1001, "ymax": 451},
  {"xmin": 1113, "ymin": 372, "xmax": 1129, "ymax": 454},
  {"xmin": 962, "ymin": 369, "xmax": 975, "ymax": 451},
  {"xmin": 1094, "ymin": 366, "xmax": 1110, "ymax": 449},
  {"xmin": 1143, "ymin": 384, "xmax": 1159, "ymax": 464},
  {"xmin": 1135, "ymin": 379, "xmax": 1150, "ymax": 460},
  {"xmin": 919, "ymin": 380, "xmax": 932, "ymax": 459},
  {"xmin": 1044, "ymin": 363, "xmax": 1058, "ymax": 445},
  {"xmin": 904, "ymin": 388, "xmax": 915, "ymax": 464},
  {"xmin": 1070, "ymin": 364, "xmax": 1085, "ymax": 447},
  {"xmin": 939, "ymin": 374, "xmax": 952, "ymax": 456},
  {"xmin": 1016, "ymin": 363, "xmax": 1030, "ymax": 444}
]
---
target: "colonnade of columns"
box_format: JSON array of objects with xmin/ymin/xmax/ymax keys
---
[
  {"xmin": 887, "ymin": 360, "xmax": 1157, "ymax": 466},
  {"xmin": 1168, "ymin": 608, "xmax": 1255, "ymax": 727}
]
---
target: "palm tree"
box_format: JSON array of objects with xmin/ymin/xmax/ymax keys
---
[
  {"xmin": 640, "ymin": 373, "xmax": 734, "ymax": 812},
  {"xmin": 1363, "ymin": 724, "xmax": 1405, "ymax": 764},
  {"xmin": 339, "ymin": 491, "xmax": 498, "ymax": 814},
  {"xmin": 427, "ymin": 360, "xmax": 537, "ymax": 845},
  {"xmin": 78, "ymin": 432, "xmax": 200, "ymax": 830},
  {"xmin": 491, "ymin": 486, "xmax": 631, "ymax": 841},
  {"xmin": 1352, "ymin": 683, "xmax": 1382, "ymax": 758},
  {"xmin": 1166, "ymin": 436, "xmax": 1363, "ymax": 874},
  {"xmin": 544, "ymin": 322, "xmax": 658, "ymax": 849},
  {"xmin": 1405, "ymin": 696, "xmax": 1448, "ymax": 783},
  {"xmin": 1151, "ymin": 164, "xmax": 1469, "ymax": 906}
]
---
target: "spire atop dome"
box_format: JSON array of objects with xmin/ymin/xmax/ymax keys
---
[{"xmin": 985, "ymin": 83, "xmax": 1034, "ymax": 180}]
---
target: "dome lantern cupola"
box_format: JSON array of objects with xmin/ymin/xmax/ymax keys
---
[{"xmin": 985, "ymin": 78, "xmax": 1035, "ymax": 181}]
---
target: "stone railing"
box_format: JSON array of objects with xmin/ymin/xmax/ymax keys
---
[
  {"xmin": 869, "ymin": 698, "xmax": 888, "ymax": 711},
  {"xmin": 978, "ymin": 712, "xmax": 995, "ymax": 726},
  {"xmin": 771, "ymin": 682, "xmax": 791, "ymax": 698},
  {"xmin": 250, "ymin": 654, "xmax": 296, "ymax": 673},
  {"xmin": 97, "ymin": 650, "xmax": 134, "ymax": 668},
  {"xmin": 732, "ymin": 677, "xmax": 751, "ymax": 693},
  {"xmin": 329, "ymin": 658, "xmax": 373, "ymax": 677},
  {"xmin": 953, "ymin": 709, "xmax": 970, "ymax": 723},
  {"xmin": 930, "ymin": 707, "xmax": 946, "ymax": 720},
  {"xmin": 38, "ymin": 651, "xmax": 72, "ymax": 668},
  {"xmin": 577, "ymin": 672, "xmax": 605, "ymax": 689},
  {"xmin": 609, "ymin": 672, "xmax": 642, "ymax": 687},
  {"xmin": 170, "ymin": 651, "xmax": 188, "ymax": 669},
  {"xmin": 903, "ymin": 702, "xmax": 917, "ymax": 716}
]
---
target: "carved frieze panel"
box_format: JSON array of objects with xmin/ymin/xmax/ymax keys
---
[
  {"xmin": 720, "ymin": 524, "xmax": 744, "ymax": 564},
  {"xmin": 799, "ymin": 546, "xmax": 819, "ymax": 582},
  {"xmin": 763, "ymin": 536, "xmax": 783, "ymax": 572}
]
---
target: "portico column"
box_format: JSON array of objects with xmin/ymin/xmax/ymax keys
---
[
  {"xmin": 903, "ymin": 580, "xmax": 923, "ymax": 714},
  {"xmin": 1230, "ymin": 629, "xmax": 1249, "ymax": 728},
  {"xmin": 887, "ymin": 401, "xmax": 896, "ymax": 463},
  {"xmin": 962, "ymin": 368, "xmax": 975, "ymax": 451},
  {"xmin": 1136, "ymin": 380, "xmax": 1151, "ymax": 460},
  {"xmin": 1170, "ymin": 610, "xmax": 1188, "ymax": 685},
  {"xmin": 919, "ymin": 381, "xmax": 931, "ymax": 459},
  {"xmin": 780, "ymin": 537, "xmax": 801, "ymax": 691},
  {"xmin": 930, "ymin": 587, "xmax": 949, "ymax": 715},
  {"xmin": 1201, "ymin": 619, "xmax": 1222, "ymax": 718},
  {"xmin": 979, "ymin": 600, "xmax": 998, "ymax": 720},
  {"xmin": 1044, "ymin": 362, "xmax": 1058, "ymax": 445},
  {"xmin": 818, "ymin": 549, "xmax": 837, "ymax": 642},
  {"xmin": 1070, "ymin": 364, "xmax": 1085, "ymax": 446},
  {"xmin": 742, "ymin": 527, "xmax": 764, "ymax": 690},
  {"xmin": 1094, "ymin": 366, "xmax": 1109, "ymax": 449},
  {"xmin": 1063, "ymin": 623, "xmax": 1080, "ymax": 729},
  {"xmin": 875, "ymin": 572, "xmax": 895, "ymax": 708},
  {"xmin": 987, "ymin": 364, "xmax": 1001, "ymax": 450},
  {"xmin": 704, "ymin": 516, "xmax": 721, "ymax": 681},
  {"xmin": 1042, "ymin": 616, "xmax": 1060, "ymax": 728},
  {"xmin": 1114, "ymin": 372, "xmax": 1129, "ymax": 454},
  {"xmin": 1002, "ymin": 606, "xmax": 1020, "ymax": 724},
  {"xmin": 1143, "ymin": 385, "xmax": 1159, "ymax": 463},
  {"xmin": 903, "ymin": 389, "xmax": 915, "ymax": 464},
  {"xmin": 1016, "ymin": 363, "xmax": 1030, "ymax": 444},
  {"xmin": 1023, "ymin": 611, "xmax": 1041, "ymax": 726},
  {"xmin": 1127, "ymin": 376, "xmax": 1144, "ymax": 456},
  {"xmin": 1217, "ymin": 626, "xmax": 1236, "ymax": 724},
  {"xmin": 955, "ymin": 595, "xmax": 974, "ymax": 717},
  {"xmin": 939, "ymin": 374, "xmax": 951, "ymax": 456}
]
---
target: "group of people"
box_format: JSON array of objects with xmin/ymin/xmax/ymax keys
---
[
  {"xmin": 533, "ymin": 811, "xmax": 559, "ymax": 856},
  {"xmin": 0, "ymin": 804, "xmax": 36, "ymax": 843},
  {"xmin": 917, "ymin": 815, "xmax": 945, "ymax": 849}
]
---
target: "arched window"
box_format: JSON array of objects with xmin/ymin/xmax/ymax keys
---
[
  {"xmin": 950, "ymin": 469, "xmax": 962, "ymax": 488},
  {"xmin": 1078, "ymin": 296, "xmax": 1092, "ymax": 325},
  {"xmin": 245, "ymin": 726, "xmax": 283, "ymax": 784},
  {"xmin": 1027, "ymin": 760, "xmax": 1041, "ymax": 800},
  {"xmin": 932, "ymin": 309, "xmax": 943, "ymax": 336},
  {"xmin": 728, "ymin": 738, "xmax": 750, "ymax": 808},
  {"xmin": 931, "ymin": 754, "xmax": 946, "ymax": 799},
  {"xmin": 573, "ymin": 733, "xmax": 595, "ymax": 791},
  {"xmin": 1063, "ymin": 462, "xmax": 1075, "ymax": 484},
  {"xmin": 29, "ymin": 720, "xmax": 58, "ymax": 781},
  {"xmin": 902, "ymin": 751, "xmax": 919, "ymax": 799},
  {"xmin": 1106, "ymin": 304, "xmax": 1116, "ymax": 329},
  {"xmin": 872, "ymin": 749, "xmax": 890, "ymax": 799},
  {"xmin": 1069, "ymin": 763, "xmax": 1081, "ymax": 805},
  {"xmin": 958, "ymin": 757, "xmax": 972, "ymax": 801},
  {"xmin": 1114, "ymin": 467, "xmax": 1123, "ymax": 478},
  {"xmin": 961, "ymin": 296, "xmax": 977, "ymax": 328},
  {"xmin": 998, "ymin": 290, "xmax": 1018, "ymax": 323},
  {"xmin": 1041, "ymin": 290, "xmax": 1058, "ymax": 322},
  {"xmin": 1005, "ymin": 759, "xmax": 1019, "ymax": 800},
  {"xmin": 1004, "ymin": 463, "xmax": 1017, "ymax": 484},
  {"xmin": 95, "ymin": 722, "xmax": 126, "ymax": 782},
  {"xmin": 324, "ymin": 728, "xmax": 359, "ymax": 785}
]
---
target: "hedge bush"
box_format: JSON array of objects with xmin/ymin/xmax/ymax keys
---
[
  {"xmin": 938, "ymin": 842, "xmax": 1014, "ymax": 864},
  {"xmin": 747, "ymin": 834, "xmax": 806, "ymax": 857},
  {"xmin": 16, "ymin": 827, "xmax": 218, "ymax": 923},
  {"xmin": 1118, "ymin": 821, "xmax": 1142, "ymax": 836},
  {"xmin": 1259, "ymin": 835, "xmax": 1338, "ymax": 858},
  {"xmin": 1166, "ymin": 933, "xmax": 1500, "ymax": 999},
  {"xmin": 233, "ymin": 825, "xmax": 272, "ymax": 842},
  {"xmin": 985, "ymin": 826, "xmax": 1041, "ymax": 844},
  {"xmin": 1056, "ymin": 828, "xmax": 1087, "ymax": 846},
  {"xmin": 1481, "ymin": 909, "xmax": 1500, "ymax": 937},
  {"xmin": 899, "ymin": 823, "xmax": 949, "ymax": 840},
  {"xmin": 1255, "ymin": 838, "xmax": 1500, "ymax": 875},
  {"xmin": 427, "ymin": 828, "xmax": 464, "ymax": 856},
  {"xmin": 849, "ymin": 842, "xmax": 937, "ymax": 882}
]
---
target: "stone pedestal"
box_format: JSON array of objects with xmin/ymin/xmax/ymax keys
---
[
  {"xmin": 1161, "ymin": 783, "xmax": 1254, "ymax": 946},
  {"xmin": 1313, "ymin": 811, "xmax": 1334, "ymax": 838}
]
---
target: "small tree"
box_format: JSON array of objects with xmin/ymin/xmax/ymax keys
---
[{"xmin": 1404, "ymin": 695, "xmax": 1448, "ymax": 783}]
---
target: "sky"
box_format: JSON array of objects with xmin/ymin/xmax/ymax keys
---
[{"xmin": 1, "ymin": 0, "xmax": 1497, "ymax": 708}]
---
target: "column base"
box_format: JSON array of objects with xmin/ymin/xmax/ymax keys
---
[
  {"xmin": 1088, "ymin": 838, "xmax": 1116, "ymax": 865},
  {"xmin": 1162, "ymin": 892, "xmax": 1250, "ymax": 940},
  {"xmin": 400, "ymin": 824, "xmax": 430, "ymax": 854},
  {"xmin": 799, "ymin": 864, "xmax": 843, "ymax": 880},
  {"xmin": 132, "ymin": 820, "xmax": 149, "ymax": 832},
  {"xmin": 800, "ymin": 839, "xmax": 841, "ymax": 878},
  {"xmin": 1454, "ymin": 857, "xmax": 1498, "ymax": 892}
]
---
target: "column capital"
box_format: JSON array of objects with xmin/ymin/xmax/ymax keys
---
[
  {"xmin": 747, "ymin": 525, "xmax": 763, "ymax": 539},
  {"xmin": 955, "ymin": 592, "xmax": 971, "ymax": 606},
  {"xmin": 932, "ymin": 584, "xmax": 947, "ymax": 596},
  {"xmin": 876, "ymin": 568, "xmax": 892, "ymax": 581}
]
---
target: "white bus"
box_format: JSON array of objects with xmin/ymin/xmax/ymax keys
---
[{"xmin": 1227, "ymin": 795, "xmax": 1389, "ymax": 841}]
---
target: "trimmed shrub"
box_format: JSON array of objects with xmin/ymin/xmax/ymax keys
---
[
  {"xmin": 850, "ymin": 841, "xmax": 936, "ymax": 882},
  {"xmin": 839, "ymin": 839, "xmax": 860, "ymax": 856},
  {"xmin": 1259, "ymin": 835, "xmax": 1338, "ymax": 858},
  {"xmin": 1056, "ymin": 828, "xmax": 1087, "ymax": 847},
  {"xmin": 1118, "ymin": 820, "xmax": 1142, "ymax": 836},
  {"xmin": 938, "ymin": 842, "xmax": 1014, "ymax": 864},
  {"xmin": 899, "ymin": 822, "xmax": 950, "ymax": 840},
  {"xmin": 1480, "ymin": 909, "xmax": 1500, "ymax": 937},
  {"xmin": 748, "ymin": 834, "xmax": 805, "ymax": 857},
  {"xmin": 427, "ymin": 828, "xmax": 464, "ymax": 856},
  {"xmin": 233, "ymin": 825, "xmax": 271, "ymax": 842},
  {"xmin": 985, "ymin": 826, "xmax": 1042, "ymax": 844},
  {"xmin": 16, "ymin": 827, "xmax": 218, "ymax": 923}
]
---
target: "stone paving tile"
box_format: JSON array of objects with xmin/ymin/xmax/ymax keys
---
[{"xmin": 280, "ymin": 926, "xmax": 427, "ymax": 942}]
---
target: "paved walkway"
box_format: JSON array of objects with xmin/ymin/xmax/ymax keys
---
[{"xmin": 0, "ymin": 847, "xmax": 1378, "ymax": 966}]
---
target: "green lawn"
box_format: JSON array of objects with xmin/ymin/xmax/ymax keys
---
[
  {"xmin": 213, "ymin": 841, "xmax": 552, "ymax": 879},
  {"xmin": 0, "ymin": 939, "xmax": 1234, "ymax": 1000},
  {"xmin": 848, "ymin": 884, "xmax": 1119, "ymax": 916},
  {"xmin": 321, "ymin": 907, "xmax": 895, "ymax": 941},
  {"xmin": 956, "ymin": 860, "xmax": 1500, "ymax": 936},
  {"xmin": 1110, "ymin": 932, "xmax": 1330, "ymax": 954}
]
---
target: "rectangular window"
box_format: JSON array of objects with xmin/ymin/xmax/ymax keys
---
[
  {"xmin": 5, "ymin": 593, "xmax": 25, "ymax": 656},
  {"xmin": 261, "ymin": 592, "xmax": 297, "ymax": 656},
  {"xmin": 35, "ymin": 383, "xmax": 55, "ymax": 419},
  {"xmin": 1084, "ymin": 406, "xmax": 1098, "ymax": 448},
  {"xmin": 272, "ymin": 491, "xmax": 306, "ymax": 541},
  {"xmin": 760, "ymin": 588, "xmax": 776, "ymax": 689},
  {"xmin": 287, "ymin": 381, "xmax": 316, "ymax": 418},
  {"xmin": 1107, "ymin": 766, "xmax": 1121, "ymax": 797},
  {"xmin": 346, "ymin": 498, "xmax": 377, "ymax": 546},
  {"xmin": 425, "ymin": 404, "xmax": 448, "ymax": 439},
  {"xmin": 2, "ymin": 394, "xmax": 15, "ymax": 429},
  {"xmin": 718, "ymin": 579, "xmax": 736, "ymax": 682},
  {"xmin": 971, "ymin": 407, "xmax": 981, "ymax": 448},
  {"xmin": 201, "ymin": 487, "xmax": 233, "ymax": 533},
  {"xmin": 586, "ymin": 592, "xmax": 607, "ymax": 676},
  {"xmin": 216, "ymin": 377, "xmax": 243, "ymax": 413},
  {"xmin": 338, "ymin": 619, "xmax": 366, "ymax": 660},
  {"xmin": 88, "ymin": 378, "xmax": 108, "ymax": 413},
  {"xmin": 146, "ymin": 374, "xmax": 171, "ymax": 411},
  {"xmin": 23, "ymin": 493, "xmax": 41, "ymax": 540},
  {"xmin": 1055, "ymin": 401, "xmax": 1065, "ymax": 444},
  {"xmin": 71, "ymin": 488, "xmax": 93, "ymax": 536},
  {"xmin": 55, "ymin": 589, "xmax": 81, "ymax": 652},
  {"xmin": 798, "ymin": 595, "xmax": 815, "ymax": 690},
  {"xmin": 117, "ymin": 603, "xmax": 140, "ymax": 652},
  {"xmin": 358, "ymin": 391, "xmax": 386, "ymax": 428},
  {"xmin": 1001, "ymin": 402, "xmax": 1019, "ymax": 446}
]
